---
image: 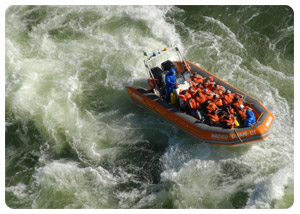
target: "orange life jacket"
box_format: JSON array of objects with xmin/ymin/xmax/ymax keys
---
[
  {"xmin": 203, "ymin": 81, "xmax": 209, "ymax": 88},
  {"xmin": 191, "ymin": 74, "xmax": 203, "ymax": 84},
  {"xmin": 206, "ymin": 94, "xmax": 213, "ymax": 100},
  {"xmin": 224, "ymin": 105, "xmax": 235, "ymax": 115},
  {"xmin": 202, "ymin": 88, "xmax": 212, "ymax": 100},
  {"xmin": 224, "ymin": 93, "xmax": 234, "ymax": 104},
  {"xmin": 188, "ymin": 98, "xmax": 198, "ymax": 110},
  {"xmin": 229, "ymin": 106, "xmax": 235, "ymax": 115},
  {"xmin": 196, "ymin": 87, "xmax": 202, "ymax": 94},
  {"xmin": 204, "ymin": 76, "xmax": 213, "ymax": 82},
  {"xmin": 213, "ymin": 85, "xmax": 223, "ymax": 96},
  {"xmin": 207, "ymin": 113, "xmax": 220, "ymax": 124},
  {"xmin": 221, "ymin": 114, "xmax": 235, "ymax": 128},
  {"xmin": 189, "ymin": 86, "xmax": 198, "ymax": 98},
  {"xmin": 206, "ymin": 102, "xmax": 218, "ymax": 113},
  {"xmin": 233, "ymin": 97, "xmax": 243, "ymax": 111},
  {"xmin": 186, "ymin": 78, "xmax": 196, "ymax": 87},
  {"xmin": 195, "ymin": 95, "xmax": 206, "ymax": 106},
  {"xmin": 238, "ymin": 109, "xmax": 247, "ymax": 121},
  {"xmin": 200, "ymin": 90, "xmax": 207, "ymax": 98},
  {"xmin": 179, "ymin": 91, "xmax": 191, "ymax": 102},
  {"xmin": 147, "ymin": 78, "xmax": 155, "ymax": 89},
  {"xmin": 213, "ymin": 98, "xmax": 223, "ymax": 107},
  {"xmin": 183, "ymin": 61, "xmax": 191, "ymax": 71},
  {"xmin": 215, "ymin": 89, "xmax": 223, "ymax": 96},
  {"xmin": 207, "ymin": 82, "xmax": 216, "ymax": 90}
]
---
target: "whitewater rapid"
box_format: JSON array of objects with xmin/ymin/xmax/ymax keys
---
[{"xmin": 5, "ymin": 5, "xmax": 293, "ymax": 208}]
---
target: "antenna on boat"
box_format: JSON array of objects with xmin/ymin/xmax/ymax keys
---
[
  {"xmin": 175, "ymin": 47, "xmax": 192, "ymax": 75},
  {"xmin": 175, "ymin": 47, "xmax": 193, "ymax": 84}
]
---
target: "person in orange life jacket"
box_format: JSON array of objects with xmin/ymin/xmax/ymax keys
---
[
  {"xmin": 195, "ymin": 83, "xmax": 204, "ymax": 94},
  {"xmin": 165, "ymin": 67, "xmax": 177, "ymax": 102},
  {"xmin": 186, "ymin": 97, "xmax": 199, "ymax": 115},
  {"xmin": 188, "ymin": 97, "xmax": 198, "ymax": 109},
  {"xmin": 203, "ymin": 76, "xmax": 215, "ymax": 90},
  {"xmin": 213, "ymin": 84, "xmax": 223, "ymax": 96},
  {"xmin": 179, "ymin": 90, "xmax": 191, "ymax": 100},
  {"xmin": 178, "ymin": 90, "xmax": 191, "ymax": 110},
  {"xmin": 204, "ymin": 76, "xmax": 214, "ymax": 83},
  {"xmin": 212, "ymin": 95, "xmax": 223, "ymax": 107},
  {"xmin": 191, "ymin": 73, "xmax": 203, "ymax": 84},
  {"xmin": 207, "ymin": 110, "xmax": 220, "ymax": 125},
  {"xmin": 224, "ymin": 104, "xmax": 235, "ymax": 117},
  {"xmin": 197, "ymin": 82, "xmax": 204, "ymax": 89},
  {"xmin": 208, "ymin": 80, "xmax": 216, "ymax": 90},
  {"xmin": 186, "ymin": 77, "xmax": 196, "ymax": 87},
  {"xmin": 203, "ymin": 79, "xmax": 210, "ymax": 89},
  {"xmin": 237, "ymin": 104, "xmax": 247, "ymax": 121},
  {"xmin": 208, "ymin": 83, "xmax": 216, "ymax": 91},
  {"xmin": 222, "ymin": 90, "xmax": 234, "ymax": 105},
  {"xmin": 203, "ymin": 87, "xmax": 213, "ymax": 100},
  {"xmin": 220, "ymin": 113, "xmax": 235, "ymax": 129},
  {"xmin": 232, "ymin": 95, "xmax": 243, "ymax": 112},
  {"xmin": 188, "ymin": 85, "xmax": 198, "ymax": 98},
  {"xmin": 195, "ymin": 90, "xmax": 207, "ymax": 107},
  {"xmin": 206, "ymin": 100, "xmax": 218, "ymax": 114}
]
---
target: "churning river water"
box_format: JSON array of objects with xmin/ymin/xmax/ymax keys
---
[{"xmin": 5, "ymin": 5, "xmax": 294, "ymax": 208}]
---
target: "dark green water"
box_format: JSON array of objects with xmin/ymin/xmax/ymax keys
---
[{"xmin": 5, "ymin": 5, "xmax": 294, "ymax": 208}]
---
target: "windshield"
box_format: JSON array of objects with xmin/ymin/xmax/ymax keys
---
[
  {"xmin": 183, "ymin": 71, "xmax": 191, "ymax": 80},
  {"xmin": 146, "ymin": 47, "xmax": 180, "ymax": 69},
  {"xmin": 176, "ymin": 75, "xmax": 185, "ymax": 85}
]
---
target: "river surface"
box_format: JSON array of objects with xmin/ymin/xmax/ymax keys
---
[{"xmin": 5, "ymin": 5, "xmax": 294, "ymax": 208}]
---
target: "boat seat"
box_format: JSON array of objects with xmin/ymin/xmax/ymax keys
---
[
  {"xmin": 161, "ymin": 60, "xmax": 177, "ymax": 72},
  {"xmin": 151, "ymin": 67, "xmax": 164, "ymax": 87},
  {"xmin": 151, "ymin": 67, "xmax": 166, "ymax": 96}
]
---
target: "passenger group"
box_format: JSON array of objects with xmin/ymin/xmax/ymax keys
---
[{"xmin": 175, "ymin": 72, "xmax": 256, "ymax": 128}]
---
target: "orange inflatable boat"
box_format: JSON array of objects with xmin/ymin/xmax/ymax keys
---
[{"xmin": 126, "ymin": 47, "xmax": 274, "ymax": 146}]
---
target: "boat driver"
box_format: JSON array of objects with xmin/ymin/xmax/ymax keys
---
[
  {"xmin": 245, "ymin": 107, "xmax": 256, "ymax": 127},
  {"xmin": 165, "ymin": 67, "xmax": 177, "ymax": 102}
]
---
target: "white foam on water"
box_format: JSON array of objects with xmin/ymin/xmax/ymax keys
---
[
  {"xmin": 251, "ymin": 58, "xmax": 294, "ymax": 81},
  {"xmin": 203, "ymin": 16, "xmax": 245, "ymax": 50},
  {"xmin": 245, "ymin": 166, "xmax": 294, "ymax": 208},
  {"xmin": 5, "ymin": 6, "xmax": 186, "ymax": 208},
  {"xmin": 6, "ymin": 5, "xmax": 184, "ymax": 162},
  {"xmin": 29, "ymin": 160, "xmax": 119, "ymax": 208},
  {"xmin": 243, "ymin": 12, "xmax": 260, "ymax": 25},
  {"xmin": 5, "ymin": 183, "xmax": 28, "ymax": 200},
  {"xmin": 272, "ymin": 25, "xmax": 294, "ymax": 47},
  {"xmin": 5, "ymin": 6, "xmax": 293, "ymax": 209}
]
